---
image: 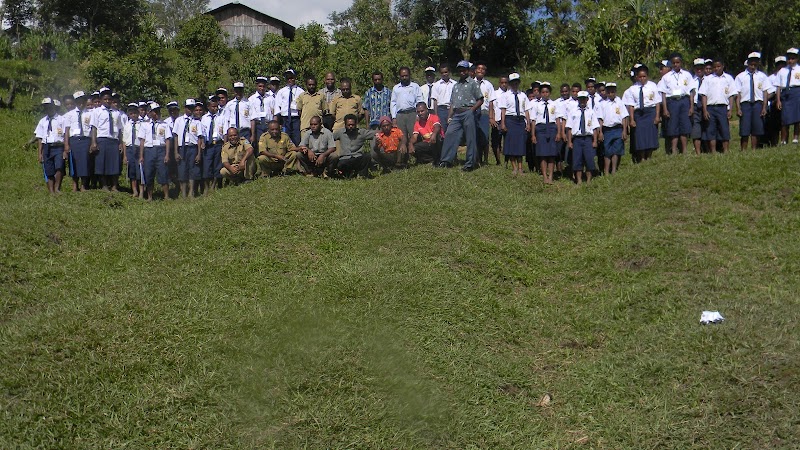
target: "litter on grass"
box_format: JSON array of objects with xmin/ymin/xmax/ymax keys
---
[{"xmin": 700, "ymin": 311, "xmax": 725, "ymax": 324}]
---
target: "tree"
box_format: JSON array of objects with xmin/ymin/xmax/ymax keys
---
[
  {"xmin": 173, "ymin": 14, "xmax": 230, "ymax": 97},
  {"xmin": 1, "ymin": 0, "xmax": 35, "ymax": 42},
  {"xmin": 147, "ymin": 0, "xmax": 209, "ymax": 40},
  {"xmin": 37, "ymin": 0, "xmax": 144, "ymax": 39}
]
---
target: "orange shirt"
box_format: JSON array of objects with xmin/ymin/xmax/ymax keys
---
[
  {"xmin": 413, "ymin": 114, "xmax": 443, "ymax": 143},
  {"xmin": 375, "ymin": 127, "xmax": 404, "ymax": 153}
]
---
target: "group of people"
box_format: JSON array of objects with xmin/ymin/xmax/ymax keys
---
[{"xmin": 34, "ymin": 47, "xmax": 800, "ymax": 196}]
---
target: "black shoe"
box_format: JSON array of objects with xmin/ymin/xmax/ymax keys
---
[{"xmin": 437, "ymin": 162, "xmax": 452, "ymax": 168}]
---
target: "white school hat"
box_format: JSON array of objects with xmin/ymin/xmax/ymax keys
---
[
  {"xmin": 747, "ymin": 52, "xmax": 761, "ymax": 60},
  {"xmin": 775, "ymin": 56, "xmax": 787, "ymax": 63},
  {"xmin": 693, "ymin": 58, "xmax": 705, "ymax": 66},
  {"xmin": 605, "ymin": 82, "xmax": 617, "ymax": 88},
  {"xmin": 166, "ymin": 101, "xmax": 179, "ymax": 108},
  {"xmin": 508, "ymin": 72, "xmax": 521, "ymax": 81},
  {"xmin": 577, "ymin": 90, "xmax": 589, "ymax": 98},
  {"xmin": 73, "ymin": 90, "xmax": 86, "ymax": 99},
  {"xmin": 233, "ymin": 81, "xmax": 245, "ymax": 88},
  {"xmin": 149, "ymin": 102, "xmax": 161, "ymax": 110},
  {"xmin": 255, "ymin": 76, "xmax": 269, "ymax": 84},
  {"xmin": 269, "ymin": 76, "xmax": 280, "ymax": 83},
  {"xmin": 787, "ymin": 47, "xmax": 799, "ymax": 55},
  {"xmin": 540, "ymin": 81, "xmax": 551, "ymax": 87},
  {"xmin": 41, "ymin": 97, "xmax": 52, "ymax": 105},
  {"xmin": 127, "ymin": 102, "xmax": 139, "ymax": 109},
  {"xmin": 98, "ymin": 86, "xmax": 111, "ymax": 94},
  {"xmin": 53, "ymin": 99, "xmax": 61, "ymax": 106},
  {"xmin": 185, "ymin": 98, "xmax": 196, "ymax": 107},
  {"xmin": 138, "ymin": 101, "xmax": 147, "ymax": 107},
  {"xmin": 704, "ymin": 59, "xmax": 713, "ymax": 64},
  {"xmin": 284, "ymin": 68, "xmax": 296, "ymax": 75},
  {"xmin": 215, "ymin": 87, "xmax": 229, "ymax": 94},
  {"xmin": 424, "ymin": 66, "xmax": 436, "ymax": 72}
]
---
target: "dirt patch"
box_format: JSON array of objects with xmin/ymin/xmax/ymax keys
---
[
  {"xmin": 615, "ymin": 256, "xmax": 654, "ymax": 272},
  {"xmin": 498, "ymin": 383, "xmax": 523, "ymax": 396}
]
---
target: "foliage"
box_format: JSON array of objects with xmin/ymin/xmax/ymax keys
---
[
  {"xmin": 1, "ymin": 0, "xmax": 35, "ymax": 38},
  {"xmin": 147, "ymin": 0, "xmax": 210, "ymax": 40},
  {"xmin": 229, "ymin": 33, "xmax": 292, "ymax": 89},
  {"xmin": 173, "ymin": 14, "xmax": 230, "ymax": 97},
  {"xmin": 37, "ymin": 0, "xmax": 144, "ymax": 40},
  {"xmin": 85, "ymin": 21, "xmax": 172, "ymax": 102}
]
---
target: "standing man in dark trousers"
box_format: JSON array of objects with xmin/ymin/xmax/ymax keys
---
[
  {"xmin": 274, "ymin": 68, "xmax": 305, "ymax": 145},
  {"xmin": 249, "ymin": 76, "xmax": 274, "ymax": 157},
  {"xmin": 438, "ymin": 60, "xmax": 484, "ymax": 171},
  {"xmin": 321, "ymin": 72, "xmax": 341, "ymax": 131}
]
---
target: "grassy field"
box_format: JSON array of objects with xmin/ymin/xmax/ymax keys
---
[{"xmin": 1, "ymin": 101, "xmax": 799, "ymax": 448}]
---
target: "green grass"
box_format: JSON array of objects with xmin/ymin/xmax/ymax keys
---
[{"xmin": 1, "ymin": 102, "xmax": 799, "ymax": 448}]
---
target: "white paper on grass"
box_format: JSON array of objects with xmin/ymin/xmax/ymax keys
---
[{"xmin": 700, "ymin": 311, "xmax": 725, "ymax": 324}]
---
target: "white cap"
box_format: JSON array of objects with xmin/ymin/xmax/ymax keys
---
[
  {"xmin": 149, "ymin": 102, "xmax": 161, "ymax": 110},
  {"xmin": 41, "ymin": 97, "xmax": 52, "ymax": 105},
  {"xmin": 166, "ymin": 101, "xmax": 179, "ymax": 108},
  {"xmin": 53, "ymin": 99, "xmax": 61, "ymax": 106},
  {"xmin": 775, "ymin": 56, "xmax": 787, "ymax": 63},
  {"xmin": 577, "ymin": 90, "xmax": 589, "ymax": 98},
  {"xmin": 540, "ymin": 81, "xmax": 551, "ymax": 87},
  {"xmin": 216, "ymin": 87, "xmax": 228, "ymax": 94},
  {"xmin": 255, "ymin": 76, "xmax": 269, "ymax": 84},
  {"xmin": 744, "ymin": 60, "xmax": 748, "ymax": 67},
  {"xmin": 138, "ymin": 101, "xmax": 147, "ymax": 107},
  {"xmin": 269, "ymin": 76, "xmax": 280, "ymax": 82},
  {"xmin": 233, "ymin": 81, "xmax": 245, "ymax": 88},
  {"xmin": 73, "ymin": 90, "xmax": 86, "ymax": 99},
  {"xmin": 693, "ymin": 58, "xmax": 705, "ymax": 66},
  {"xmin": 424, "ymin": 66, "xmax": 436, "ymax": 72},
  {"xmin": 127, "ymin": 102, "xmax": 139, "ymax": 109},
  {"xmin": 284, "ymin": 68, "xmax": 296, "ymax": 75},
  {"xmin": 185, "ymin": 98, "xmax": 196, "ymax": 107},
  {"xmin": 704, "ymin": 59, "xmax": 712, "ymax": 64},
  {"xmin": 508, "ymin": 72, "xmax": 521, "ymax": 81},
  {"xmin": 98, "ymin": 86, "xmax": 111, "ymax": 94},
  {"xmin": 605, "ymin": 82, "xmax": 617, "ymax": 88},
  {"xmin": 787, "ymin": 47, "xmax": 799, "ymax": 55},
  {"xmin": 660, "ymin": 60, "xmax": 670, "ymax": 67},
  {"xmin": 747, "ymin": 52, "xmax": 761, "ymax": 60}
]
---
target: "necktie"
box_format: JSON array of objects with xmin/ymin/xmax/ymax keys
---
[
  {"xmin": 78, "ymin": 110, "xmax": 83, "ymax": 136},
  {"xmin": 235, "ymin": 99, "xmax": 240, "ymax": 129},
  {"xmin": 132, "ymin": 122, "xmax": 137, "ymax": 146},
  {"xmin": 427, "ymin": 84, "xmax": 433, "ymax": 108},
  {"xmin": 287, "ymin": 87, "xmax": 293, "ymax": 116},
  {"xmin": 749, "ymin": 72, "xmax": 755, "ymax": 102},
  {"xmin": 591, "ymin": 96, "xmax": 595, "ymax": 109},
  {"xmin": 209, "ymin": 115, "xmax": 215, "ymax": 141},
  {"xmin": 639, "ymin": 86, "xmax": 644, "ymax": 109},
  {"xmin": 514, "ymin": 92, "xmax": 520, "ymax": 116},
  {"xmin": 579, "ymin": 108, "xmax": 586, "ymax": 135},
  {"xmin": 108, "ymin": 109, "xmax": 115, "ymax": 136},
  {"xmin": 152, "ymin": 122, "xmax": 156, "ymax": 144},
  {"xmin": 259, "ymin": 96, "xmax": 264, "ymax": 112},
  {"xmin": 182, "ymin": 119, "xmax": 190, "ymax": 151},
  {"xmin": 543, "ymin": 101, "xmax": 549, "ymax": 124},
  {"xmin": 47, "ymin": 117, "xmax": 52, "ymax": 142},
  {"xmin": 787, "ymin": 66, "xmax": 793, "ymax": 88}
]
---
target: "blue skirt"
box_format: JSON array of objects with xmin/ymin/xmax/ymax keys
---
[
  {"xmin": 95, "ymin": 138, "xmax": 121, "ymax": 176},
  {"xmin": 603, "ymin": 127, "xmax": 625, "ymax": 156},
  {"xmin": 535, "ymin": 123, "xmax": 558, "ymax": 157},
  {"xmin": 503, "ymin": 116, "xmax": 527, "ymax": 156},
  {"xmin": 203, "ymin": 142, "xmax": 223, "ymax": 179},
  {"xmin": 68, "ymin": 136, "xmax": 90, "ymax": 178},
  {"xmin": 739, "ymin": 101, "xmax": 765, "ymax": 137},
  {"xmin": 126, "ymin": 145, "xmax": 139, "ymax": 180},
  {"xmin": 178, "ymin": 144, "xmax": 202, "ymax": 181},
  {"xmin": 633, "ymin": 108, "xmax": 658, "ymax": 151},
  {"xmin": 43, "ymin": 144, "xmax": 65, "ymax": 178},
  {"xmin": 781, "ymin": 88, "xmax": 800, "ymax": 125}
]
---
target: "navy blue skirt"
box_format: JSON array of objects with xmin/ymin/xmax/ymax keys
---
[
  {"xmin": 781, "ymin": 88, "xmax": 800, "ymax": 125},
  {"xmin": 535, "ymin": 123, "xmax": 558, "ymax": 157},
  {"xmin": 740, "ymin": 101, "xmax": 765, "ymax": 137},
  {"xmin": 95, "ymin": 138, "xmax": 121, "ymax": 176},
  {"xmin": 633, "ymin": 108, "xmax": 658, "ymax": 151},
  {"xmin": 68, "ymin": 136, "xmax": 91, "ymax": 178},
  {"xmin": 503, "ymin": 116, "xmax": 527, "ymax": 156}
]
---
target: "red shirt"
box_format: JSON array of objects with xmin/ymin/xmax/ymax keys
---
[
  {"xmin": 413, "ymin": 114, "xmax": 443, "ymax": 143},
  {"xmin": 375, "ymin": 126, "xmax": 404, "ymax": 153}
]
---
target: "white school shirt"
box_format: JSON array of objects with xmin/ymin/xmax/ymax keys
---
[
  {"xmin": 527, "ymin": 98, "xmax": 558, "ymax": 125},
  {"xmin": 122, "ymin": 119, "xmax": 140, "ymax": 147},
  {"xmin": 475, "ymin": 78, "xmax": 494, "ymax": 112},
  {"xmin": 566, "ymin": 106, "xmax": 599, "ymax": 136},
  {"xmin": 431, "ymin": 79, "xmax": 456, "ymax": 107},
  {"xmin": 595, "ymin": 97, "xmax": 629, "ymax": 127},
  {"xmin": 698, "ymin": 73, "xmax": 737, "ymax": 106},
  {"xmin": 173, "ymin": 115, "xmax": 202, "ymax": 146},
  {"xmin": 500, "ymin": 90, "xmax": 528, "ymax": 116},
  {"xmin": 64, "ymin": 107, "xmax": 92, "ymax": 138},
  {"xmin": 273, "ymin": 85, "xmax": 305, "ymax": 117},
  {"xmin": 776, "ymin": 64, "xmax": 800, "ymax": 89},
  {"xmin": 201, "ymin": 111, "xmax": 226, "ymax": 143},
  {"xmin": 622, "ymin": 81, "xmax": 661, "ymax": 109},
  {"xmin": 140, "ymin": 120, "xmax": 170, "ymax": 147},
  {"xmin": 164, "ymin": 115, "xmax": 177, "ymax": 133},
  {"xmin": 421, "ymin": 82, "xmax": 436, "ymax": 109},
  {"xmin": 248, "ymin": 92, "xmax": 275, "ymax": 121},
  {"xmin": 735, "ymin": 70, "xmax": 770, "ymax": 102},
  {"xmin": 225, "ymin": 97, "xmax": 252, "ymax": 130},
  {"xmin": 586, "ymin": 93, "xmax": 602, "ymax": 111},
  {"xmin": 490, "ymin": 88, "xmax": 507, "ymax": 119},
  {"xmin": 659, "ymin": 69, "xmax": 695, "ymax": 97},
  {"xmin": 35, "ymin": 114, "xmax": 65, "ymax": 144},
  {"xmin": 89, "ymin": 105, "xmax": 124, "ymax": 139}
]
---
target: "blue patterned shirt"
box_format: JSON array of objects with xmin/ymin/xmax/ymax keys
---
[{"xmin": 362, "ymin": 86, "xmax": 392, "ymax": 126}]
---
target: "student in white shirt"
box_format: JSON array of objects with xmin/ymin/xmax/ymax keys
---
[
  {"xmin": 698, "ymin": 59, "xmax": 737, "ymax": 153},
  {"xmin": 623, "ymin": 64, "xmax": 661, "ymax": 161},
  {"xmin": 431, "ymin": 64, "xmax": 456, "ymax": 134},
  {"xmin": 122, "ymin": 103, "xmax": 142, "ymax": 197},
  {"xmin": 566, "ymin": 91, "xmax": 599, "ymax": 185},
  {"xmin": 660, "ymin": 53, "xmax": 695, "ymax": 154},
  {"xmin": 474, "ymin": 63, "xmax": 494, "ymax": 165},
  {"xmin": 489, "ymin": 76, "xmax": 508, "ymax": 165},
  {"xmin": 766, "ymin": 56, "xmax": 787, "ymax": 146},
  {"xmin": 528, "ymin": 82, "xmax": 559, "ymax": 183},
  {"xmin": 35, "ymin": 98, "xmax": 65, "ymax": 194},
  {"xmin": 89, "ymin": 90, "xmax": 125, "ymax": 190},
  {"xmin": 64, "ymin": 91, "xmax": 92, "ymax": 191},
  {"xmin": 201, "ymin": 96, "xmax": 226, "ymax": 193},
  {"xmin": 776, "ymin": 48, "xmax": 800, "ymax": 144},
  {"xmin": 274, "ymin": 69, "xmax": 305, "ymax": 145},
  {"xmin": 735, "ymin": 52, "xmax": 770, "ymax": 149},
  {"xmin": 249, "ymin": 76, "xmax": 275, "ymax": 154},
  {"xmin": 596, "ymin": 83, "xmax": 629, "ymax": 175},
  {"xmin": 500, "ymin": 73, "xmax": 530, "ymax": 176},
  {"xmin": 137, "ymin": 103, "xmax": 172, "ymax": 200}
]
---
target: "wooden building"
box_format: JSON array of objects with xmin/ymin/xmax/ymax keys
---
[{"xmin": 206, "ymin": 2, "xmax": 295, "ymax": 46}]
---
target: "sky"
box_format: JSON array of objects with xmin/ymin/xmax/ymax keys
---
[{"xmin": 207, "ymin": 0, "xmax": 352, "ymax": 28}]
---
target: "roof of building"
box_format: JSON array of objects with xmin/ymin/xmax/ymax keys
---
[{"xmin": 206, "ymin": 1, "xmax": 295, "ymax": 39}]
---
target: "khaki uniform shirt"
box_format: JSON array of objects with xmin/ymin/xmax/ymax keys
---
[
  {"xmin": 330, "ymin": 95, "xmax": 362, "ymax": 131},
  {"xmin": 259, "ymin": 132, "xmax": 292, "ymax": 160},
  {"xmin": 297, "ymin": 91, "xmax": 324, "ymax": 131},
  {"xmin": 221, "ymin": 140, "xmax": 252, "ymax": 165}
]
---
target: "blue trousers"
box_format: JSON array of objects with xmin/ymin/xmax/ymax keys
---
[
  {"xmin": 282, "ymin": 116, "xmax": 301, "ymax": 145},
  {"xmin": 440, "ymin": 110, "xmax": 478, "ymax": 168},
  {"xmin": 437, "ymin": 105, "xmax": 450, "ymax": 134}
]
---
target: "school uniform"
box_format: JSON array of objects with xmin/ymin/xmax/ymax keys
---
[
  {"xmin": 566, "ymin": 106, "xmax": 599, "ymax": 171},
  {"xmin": 173, "ymin": 114, "xmax": 203, "ymax": 181},
  {"xmin": 691, "ymin": 76, "xmax": 705, "ymax": 140},
  {"xmin": 226, "ymin": 97, "xmax": 252, "ymax": 141},
  {"xmin": 500, "ymin": 90, "xmax": 528, "ymax": 156},
  {"xmin": 35, "ymin": 114, "xmax": 65, "ymax": 178},
  {"xmin": 122, "ymin": 119, "xmax": 140, "ymax": 181},
  {"xmin": 140, "ymin": 119, "xmax": 171, "ymax": 186},
  {"xmin": 421, "ymin": 82, "xmax": 436, "ymax": 113},
  {"xmin": 89, "ymin": 105, "xmax": 124, "ymax": 175},
  {"xmin": 274, "ymin": 84, "xmax": 305, "ymax": 145},
  {"xmin": 698, "ymin": 72, "xmax": 737, "ymax": 141},
  {"xmin": 554, "ymin": 97, "xmax": 572, "ymax": 163},
  {"xmin": 777, "ymin": 63, "xmax": 800, "ymax": 125},
  {"xmin": 528, "ymin": 98, "xmax": 559, "ymax": 157},
  {"xmin": 201, "ymin": 111, "xmax": 225, "ymax": 180},
  {"xmin": 766, "ymin": 72, "xmax": 782, "ymax": 139},
  {"xmin": 474, "ymin": 78, "xmax": 494, "ymax": 151},
  {"xmin": 248, "ymin": 91, "xmax": 275, "ymax": 151},
  {"xmin": 735, "ymin": 69, "xmax": 770, "ymax": 137},
  {"xmin": 64, "ymin": 107, "xmax": 92, "ymax": 178},
  {"xmin": 596, "ymin": 97, "xmax": 629, "ymax": 157},
  {"xmin": 431, "ymin": 79, "xmax": 456, "ymax": 133},
  {"xmin": 490, "ymin": 87, "xmax": 507, "ymax": 153},
  {"xmin": 659, "ymin": 69, "xmax": 695, "ymax": 136},
  {"xmin": 622, "ymin": 81, "xmax": 660, "ymax": 151}
]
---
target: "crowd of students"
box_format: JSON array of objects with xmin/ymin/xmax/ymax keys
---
[{"xmin": 34, "ymin": 47, "xmax": 800, "ymax": 197}]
